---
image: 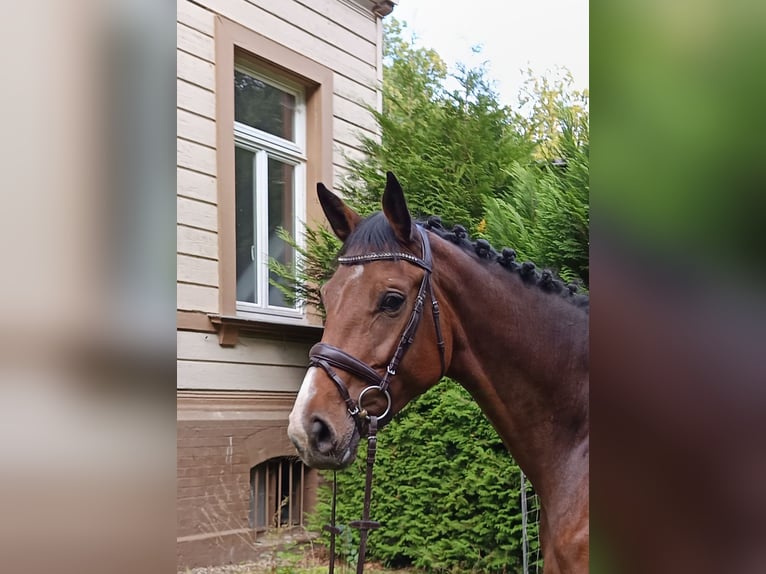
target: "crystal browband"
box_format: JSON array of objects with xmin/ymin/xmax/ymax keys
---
[{"xmin": 337, "ymin": 251, "xmax": 432, "ymax": 271}]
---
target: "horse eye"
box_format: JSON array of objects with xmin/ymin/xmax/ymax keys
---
[{"xmin": 380, "ymin": 292, "xmax": 405, "ymax": 312}]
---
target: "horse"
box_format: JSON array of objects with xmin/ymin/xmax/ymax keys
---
[{"xmin": 287, "ymin": 172, "xmax": 589, "ymax": 573}]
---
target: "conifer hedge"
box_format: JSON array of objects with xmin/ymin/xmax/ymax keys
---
[{"xmin": 309, "ymin": 380, "xmax": 541, "ymax": 572}]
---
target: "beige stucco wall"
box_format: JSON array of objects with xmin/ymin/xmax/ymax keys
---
[
  {"xmin": 177, "ymin": 0, "xmax": 382, "ymax": 315},
  {"xmin": 176, "ymin": 4, "xmax": 386, "ymax": 565}
]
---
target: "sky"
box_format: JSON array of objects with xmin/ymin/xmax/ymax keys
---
[{"xmin": 390, "ymin": 0, "xmax": 589, "ymax": 107}]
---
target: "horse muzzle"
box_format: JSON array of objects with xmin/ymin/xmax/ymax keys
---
[
  {"xmin": 288, "ymin": 367, "xmax": 362, "ymax": 469},
  {"xmin": 287, "ymin": 414, "xmax": 360, "ymax": 470}
]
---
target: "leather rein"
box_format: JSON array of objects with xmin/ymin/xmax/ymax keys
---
[{"xmin": 309, "ymin": 225, "xmax": 446, "ymax": 574}]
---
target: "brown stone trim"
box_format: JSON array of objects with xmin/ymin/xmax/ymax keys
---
[
  {"xmin": 177, "ymin": 389, "xmax": 296, "ymax": 402},
  {"xmin": 177, "ymin": 389, "xmax": 298, "ymax": 420},
  {"xmin": 215, "ymin": 320, "xmax": 239, "ymax": 347},
  {"xmin": 178, "ymin": 388, "xmax": 299, "ymax": 415},
  {"xmin": 208, "ymin": 313, "xmax": 323, "ymax": 346},
  {"xmin": 215, "ymin": 16, "xmax": 237, "ymax": 318},
  {"xmin": 347, "ymin": 0, "xmax": 397, "ymax": 18},
  {"xmin": 244, "ymin": 427, "xmax": 297, "ymax": 468},
  {"xmin": 214, "ymin": 15, "xmax": 334, "ymax": 319},
  {"xmin": 372, "ymin": 1, "xmax": 397, "ymax": 18},
  {"xmin": 177, "ymin": 310, "xmax": 215, "ymax": 332},
  {"xmin": 177, "ymin": 528, "xmax": 251, "ymax": 543}
]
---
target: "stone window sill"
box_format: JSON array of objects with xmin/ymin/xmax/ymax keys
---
[{"xmin": 208, "ymin": 314, "xmax": 323, "ymax": 347}]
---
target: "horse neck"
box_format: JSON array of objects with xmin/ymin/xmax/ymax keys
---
[{"xmin": 430, "ymin": 236, "xmax": 589, "ymax": 498}]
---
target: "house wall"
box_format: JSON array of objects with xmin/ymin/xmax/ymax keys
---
[
  {"xmin": 177, "ymin": 0, "xmax": 381, "ymax": 314},
  {"xmin": 177, "ymin": 0, "xmax": 384, "ymax": 568}
]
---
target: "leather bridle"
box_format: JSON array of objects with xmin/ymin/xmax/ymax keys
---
[
  {"xmin": 308, "ymin": 225, "xmax": 446, "ymax": 435},
  {"xmin": 308, "ymin": 225, "xmax": 446, "ymax": 574}
]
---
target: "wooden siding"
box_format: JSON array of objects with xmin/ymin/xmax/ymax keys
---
[
  {"xmin": 177, "ymin": 22, "xmax": 215, "ymax": 63},
  {"xmin": 177, "ymin": 50, "xmax": 216, "ymax": 91},
  {"xmin": 177, "ymin": 362, "xmax": 307, "ymax": 392},
  {"xmin": 177, "ymin": 254, "xmax": 219, "ymax": 287},
  {"xmin": 179, "ymin": 331, "xmax": 309, "ymax": 365},
  {"xmin": 177, "ymin": 0, "xmax": 380, "ymax": 313},
  {"xmin": 178, "ymin": 225, "xmax": 218, "ymax": 260},
  {"xmin": 177, "ymin": 79, "xmax": 215, "ymax": 120},
  {"xmin": 178, "ymin": 283, "xmax": 218, "ymax": 313},
  {"xmin": 178, "ymin": 0, "xmax": 216, "ymax": 36},
  {"xmin": 177, "ymin": 109, "xmax": 217, "ymax": 152},
  {"xmin": 178, "ymin": 196, "xmax": 217, "ymax": 232},
  {"xmin": 177, "ymin": 138, "xmax": 217, "ymax": 177},
  {"xmin": 177, "ymin": 332, "xmax": 310, "ymax": 391},
  {"xmin": 177, "ymin": 166, "xmax": 217, "ymax": 204},
  {"xmin": 202, "ymin": 0, "xmax": 376, "ymax": 83}
]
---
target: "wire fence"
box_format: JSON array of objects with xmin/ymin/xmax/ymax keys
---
[{"xmin": 520, "ymin": 470, "xmax": 542, "ymax": 574}]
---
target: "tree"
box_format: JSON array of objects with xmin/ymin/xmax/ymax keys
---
[
  {"xmin": 340, "ymin": 19, "xmax": 534, "ymax": 230},
  {"xmin": 516, "ymin": 67, "xmax": 589, "ymax": 160},
  {"xmin": 482, "ymin": 75, "xmax": 589, "ymax": 284}
]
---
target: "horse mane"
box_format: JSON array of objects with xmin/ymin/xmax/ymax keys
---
[{"xmin": 340, "ymin": 212, "xmax": 590, "ymax": 312}]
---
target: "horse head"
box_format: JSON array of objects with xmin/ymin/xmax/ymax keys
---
[{"xmin": 287, "ymin": 172, "xmax": 450, "ymax": 469}]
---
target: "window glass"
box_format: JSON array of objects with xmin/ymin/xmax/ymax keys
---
[
  {"xmin": 235, "ymin": 146, "xmax": 256, "ymax": 304},
  {"xmin": 267, "ymin": 158, "xmax": 295, "ymax": 309},
  {"xmin": 233, "ymin": 63, "xmax": 303, "ymax": 317},
  {"xmin": 235, "ymin": 69, "xmax": 295, "ymax": 141}
]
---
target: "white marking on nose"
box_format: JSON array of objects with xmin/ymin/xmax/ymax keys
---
[{"xmin": 288, "ymin": 367, "xmax": 319, "ymax": 448}]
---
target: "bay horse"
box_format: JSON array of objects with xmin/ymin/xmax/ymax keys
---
[{"xmin": 288, "ymin": 172, "xmax": 589, "ymax": 573}]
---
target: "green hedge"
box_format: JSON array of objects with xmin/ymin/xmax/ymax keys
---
[{"xmin": 309, "ymin": 379, "xmax": 541, "ymax": 572}]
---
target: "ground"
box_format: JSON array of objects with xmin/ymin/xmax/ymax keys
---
[{"xmin": 179, "ymin": 538, "xmax": 416, "ymax": 574}]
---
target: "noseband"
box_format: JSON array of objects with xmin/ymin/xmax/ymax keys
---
[{"xmin": 308, "ymin": 225, "xmax": 446, "ymax": 434}]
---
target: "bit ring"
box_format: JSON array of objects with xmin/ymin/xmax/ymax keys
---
[{"xmin": 357, "ymin": 385, "xmax": 392, "ymax": 420}]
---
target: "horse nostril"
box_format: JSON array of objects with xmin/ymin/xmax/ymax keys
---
[{"xmin": 309, "ymin": 415, "xmax": 334, "ymax": 455}]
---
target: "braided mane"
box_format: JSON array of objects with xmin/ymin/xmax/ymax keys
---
[{"xmin": 339, "ymin": 212, "xmax": 589, "ymax": 312}]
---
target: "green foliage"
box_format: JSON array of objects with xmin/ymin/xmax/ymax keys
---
[
  {"xmin": 340, "ymin": 19, "xmax": 534, "ymax": 231},
  {"xmin": 482, "ymin": 76, "xmax": 589, "ymax": 285},
  {"xmin": 269, "ymin": 225, "xmax": 341, "ymax": 317},
  {"xmin": 516, "ymin": 68, "xmax": 589, "ymax": 161},
  {"xmin": 272, "ymin": 19, "xmax": 589, "ymax": 315},
  {"xmin": 312, "ymin": 380, "xmax": 542, "ymax": 573}
]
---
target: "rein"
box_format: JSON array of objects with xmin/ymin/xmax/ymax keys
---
[{"xmin": 309, "ymin": 226, "xmax": 445, "ymax": 574}]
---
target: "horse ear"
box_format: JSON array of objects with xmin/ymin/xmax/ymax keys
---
[
  {"xmin": 317, "ymin": 182, "xmax": 362, "ymax": 242},
  {"xmin": 382, "ymin": 171, "xmax": 413, "ymax": 244}
]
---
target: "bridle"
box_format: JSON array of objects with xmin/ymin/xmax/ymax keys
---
[
  {"xmin": 308, "ymin": 225, "xmax": 446, "ymax": 574},
  {"xmin": 309, "ymin": 225, "xmax": 446, "ymax": 432}
]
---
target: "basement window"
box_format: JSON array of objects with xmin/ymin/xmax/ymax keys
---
[{"xmin": 249, "ymin": 458, "xmax": 307, "ymax": 530}]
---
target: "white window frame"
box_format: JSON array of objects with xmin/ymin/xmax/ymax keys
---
[{"xmin": 234, "ymin": 64, "xmax": 307, "ymax": 321}]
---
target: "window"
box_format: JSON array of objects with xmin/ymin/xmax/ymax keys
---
[
  {"xmin": 249, "ymin": 458, "xmax": 307, "ymax": 530},
  {"xmin": 234, "ymin": 63, "xmax": 306, "ymax": 316},
  {"xmin": 215, "ymin": 17, "xmax": 333, "ymax": 338}
]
